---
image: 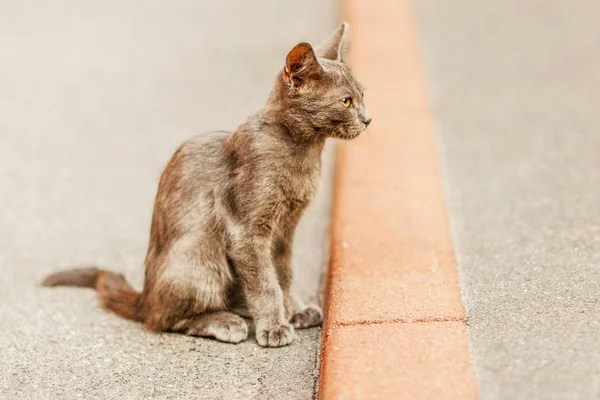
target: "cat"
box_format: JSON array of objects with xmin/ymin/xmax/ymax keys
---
[{"xmin": 41, "ymin": 22, "xmax": 371, "ymax": 347}]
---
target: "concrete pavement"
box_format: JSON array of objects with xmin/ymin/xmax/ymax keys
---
[
  {"xmin": 0, "ymin": 1, "xmax": 337, "ymax": 399},
  {"xmin": 415, "ymin": 1, "xmax": 600, "ymax": 399}
]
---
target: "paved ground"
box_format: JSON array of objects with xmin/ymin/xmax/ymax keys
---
[
  {"xmin": 0, "ymin": 1, "xmax": 337, "ymax": 399},
  {"xmin": 415, "ymin": 1, "xmax": 600, "ymax": 399}
]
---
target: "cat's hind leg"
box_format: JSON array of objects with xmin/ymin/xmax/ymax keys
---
[{"xmin": 171, "ymin": 311, "xmax": 248, "ymax": 344}]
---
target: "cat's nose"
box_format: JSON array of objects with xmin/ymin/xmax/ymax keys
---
[{"xmin": 361, "ymin": 108, "xmax": 372, "ymax": 127}]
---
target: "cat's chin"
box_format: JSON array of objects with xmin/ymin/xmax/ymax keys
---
[{"xmin": 331, "ymin": 131, "xmax": 362, "ymax": 140}]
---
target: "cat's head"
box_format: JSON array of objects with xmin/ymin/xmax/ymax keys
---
[{"xmin": 276, "ymin": 23, "xmax": 371, "ymax": 140}]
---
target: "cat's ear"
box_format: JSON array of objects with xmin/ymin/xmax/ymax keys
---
[
  {"xmin": 284, "ymin": 42, "xmax": 322, "ymax": 88},
  {"xmin": 317, "ymin": 22, "xmax": 349, "ymax": 62}
]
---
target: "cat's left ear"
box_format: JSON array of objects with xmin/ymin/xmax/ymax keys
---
[
  {"xmin": 284, "ymin": 42, "xmax": 323, "ymax": 89},
  {"xmin": 317, "ymin": 22, "xmax": 350, "ymax": 62}
]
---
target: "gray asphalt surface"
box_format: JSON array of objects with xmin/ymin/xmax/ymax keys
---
[
  {"xmin": 0, "ymin": 1, "xmax": 337, "ymax": 399},
  {"xmin": 415, "ymin": 1, "xmax": 600, "ymax": 399}
]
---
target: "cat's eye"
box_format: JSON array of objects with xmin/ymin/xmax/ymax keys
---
[{"xmin": 340, "ymin": 98, "xmax": 352, "ymax": 108}]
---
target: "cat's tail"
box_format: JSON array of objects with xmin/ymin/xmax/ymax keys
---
[{"xmin": 41, "ymin": 267, "xmax": 144, "ymax": 322}]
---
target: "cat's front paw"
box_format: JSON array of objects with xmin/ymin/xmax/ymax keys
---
[
  {"xmin": 290, "ymin": 305, "xmax": 323, "ymax": 329},
  {"xmin": 256, "ymin": 323, "xmax": 294, "ymax": 347}
]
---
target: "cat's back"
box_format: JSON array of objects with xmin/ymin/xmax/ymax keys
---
[
  {"xmin": 177, "ymin": 130, "xmax": 231, "ymax": 167},
  {"xmin": 166, "ymin": 130, "xmax": 230, "ymax": 183},
  {"xmin": 153, "ymin": 130, "xmax": 231, "ymax": 221}
]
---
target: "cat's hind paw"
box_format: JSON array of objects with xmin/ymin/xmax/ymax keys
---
[{"xmin": 290, "ymin": 305, "xmax": 323, "ymax": 329}]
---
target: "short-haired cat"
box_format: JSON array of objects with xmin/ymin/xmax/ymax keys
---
[{"xmin": 42, "ymin": 22, "xmax": 371, "ymax": 347}]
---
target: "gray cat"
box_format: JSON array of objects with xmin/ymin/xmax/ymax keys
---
[{"xmin": 42, "ymin": 22, "xmax": 371, "ymax": 347}]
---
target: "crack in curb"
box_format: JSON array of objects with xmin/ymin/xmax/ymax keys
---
[{"xmin": 329, "ymin": 315, "xmax": 469, "ymax": 328}]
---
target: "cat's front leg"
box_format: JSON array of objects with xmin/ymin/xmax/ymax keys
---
[
  {"xmin": 273, "ymin": 237, "xmax": 323, "ymax": 329},
  {"xmin": 231, "ymin": 237, "xmax": 294, "ymax": 347}
]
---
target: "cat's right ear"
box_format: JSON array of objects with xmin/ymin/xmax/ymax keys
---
[
  {"xmin": 317, "ymin": 22, "xmax": 349, "ymax": 62},
  {"xmin": 284, "ymin": 42, "xmax": 322, "ymax": 89}
]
